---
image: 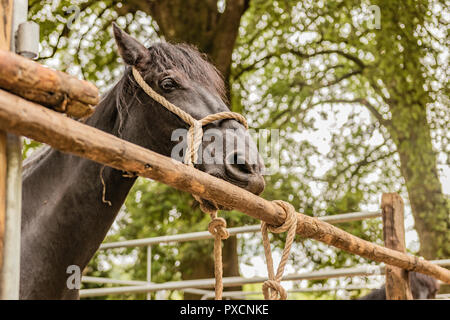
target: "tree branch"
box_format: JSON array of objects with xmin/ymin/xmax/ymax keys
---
[
  {"xmin": 38, "ymin": 1, "xmax": 96, "ymax": 61},
  {"xmin": 232, "ymin": 46, "xmax": 367, "ymax": 82},
  {"xmin": 326, "ymin": 143, "xmax": 396, "ymax": 183},
  {"xmin": 231, "ymin": 52, "xmax": 279, "ymax": 80},
  {"xmin": 73, "ymin": 2, "xmax": 117, "ymax": 80},
  {"xmin": 311, "ymin": 98, "xmax": 390, "ymax": 127},
  {"xmin": 288, "ymin": 48, "xmax": 366, "ymax": 70}
]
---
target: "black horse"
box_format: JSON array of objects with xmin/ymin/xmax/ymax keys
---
[
  {"xmin": 358, "ymin": 272, "xmax": 440, "ymax": 300},
  {"xmin": 20, "ymin": 23, "xmax": 265, "ymax": 299}
]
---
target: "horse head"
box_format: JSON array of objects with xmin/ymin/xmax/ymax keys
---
[{"xmin": 112, "ymin": 24, "xmax": 265, "ymax": 210}]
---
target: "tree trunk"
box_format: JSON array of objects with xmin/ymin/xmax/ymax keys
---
[
  {"xmin": 370, "ymin": 0, "xmax": 449, "ymax": 261},
  {"xmin": 129, "ymin": 0, "xmax": 250, "ymax": 298},
  {"xmin": 389, "ymin": 107, "xmax": 450, "ymax": 259},
  {"xmin": 127, "ymin": 0, "xmax": 249, "ymax": 83}
]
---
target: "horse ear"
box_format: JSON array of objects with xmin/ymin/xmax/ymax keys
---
[{"xmin": 113, "ymin": 22, "xmax": 148, "ymax": 66}]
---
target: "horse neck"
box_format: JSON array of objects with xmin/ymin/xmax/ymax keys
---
[{"xmin": 20, "ymin": 76, "xmax": 138, "ymax": 298}]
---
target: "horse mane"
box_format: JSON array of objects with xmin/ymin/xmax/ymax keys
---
[{"xmin": 22, "ymin": 145, "xmax": 53, "ymax": 178}]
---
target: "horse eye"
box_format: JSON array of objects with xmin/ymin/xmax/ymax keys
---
[{"xmin": 160, "ymin": 78, "xmax": 177, "ymax": 91}]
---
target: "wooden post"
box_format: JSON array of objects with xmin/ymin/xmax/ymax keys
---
[
  {"xmin": 0, "ymin": 0, "xmax": 13, "ymax": 298},
  {"xmin": 381, "ymin": 193, "xmax": 413, "ymax": 300}
]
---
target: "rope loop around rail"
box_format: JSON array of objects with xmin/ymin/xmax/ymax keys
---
[
  {"xmin": 265, "ymin": 200, "xmax": 298, "ymax": 234},
  {"xmin": 261, "ymin": 200, "xmax": 298, "ymax": 300}
]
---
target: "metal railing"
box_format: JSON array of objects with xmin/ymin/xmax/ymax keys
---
[
  {"xmin": 83, "ymin": 210, "xmax": 384, "ymax": 298},
  {"xmin": 80, "ymin": 265, "xmax": 385, "ymax": 297},
  {"xmin": 200, "ymin": 284, "xmax": 383, "ymax": 300},
  {"xmin": 99, "ymin": 210, "xmax": 382, "ymax": 250},
  {"xmin": 81, "ymin": 209, "xmax": 449, "ymax": 299},
  {"xmin": 80, "ymin": 259, "xmax": 450, "ymax": 298}
]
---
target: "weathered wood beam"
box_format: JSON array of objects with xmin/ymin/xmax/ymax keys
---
[
  {"xmin": 0, "ymin": 88, "xmax": 449, "ymax": 284},
  {"xmin": 0, "ymin": 49, "xmax": 99, "ymax": 118},
  {"xmin": 382, "ymin": 193, "xmax": 413, "ymax": 300}
]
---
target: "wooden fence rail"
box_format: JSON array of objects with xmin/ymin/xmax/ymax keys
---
[
  {"xmin": 0, "ymin": 88, "xmax": 449, "ymax": 285},
  {"xmin": 0, "ymin": 50, "xmax": 98, "ymax": 118}
]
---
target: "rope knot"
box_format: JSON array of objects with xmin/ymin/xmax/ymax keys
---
[
  {"xmin": 208, "ymin": 217, "xmax": 230, "ymax": 240},
  {"xmin": 207, "ymin": 213, "xmax": 229, "ymax": 300},
  {"xmin": 262, "ymin": 280, "xmax": 288, "ymax": 300}
]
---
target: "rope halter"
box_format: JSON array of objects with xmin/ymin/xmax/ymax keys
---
[{"xmin": 131, "ymin": 67, "xmax": 248, "ymax": 166}]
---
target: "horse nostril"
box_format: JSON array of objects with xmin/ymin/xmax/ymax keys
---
[
  {"xmin": 236, "ymin": 162, "xmax": 252, "ymax": 175},
  {"xmin": 232, "ymin": 153, "xmax": 252, "ymax": 175},
  {"xmin": 226, "ymin": 152, "xmax": 252, "ymax": 177},
  {"xmin": 222, "ymin": 152, "xmax": 265, "ymax": 195}
]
